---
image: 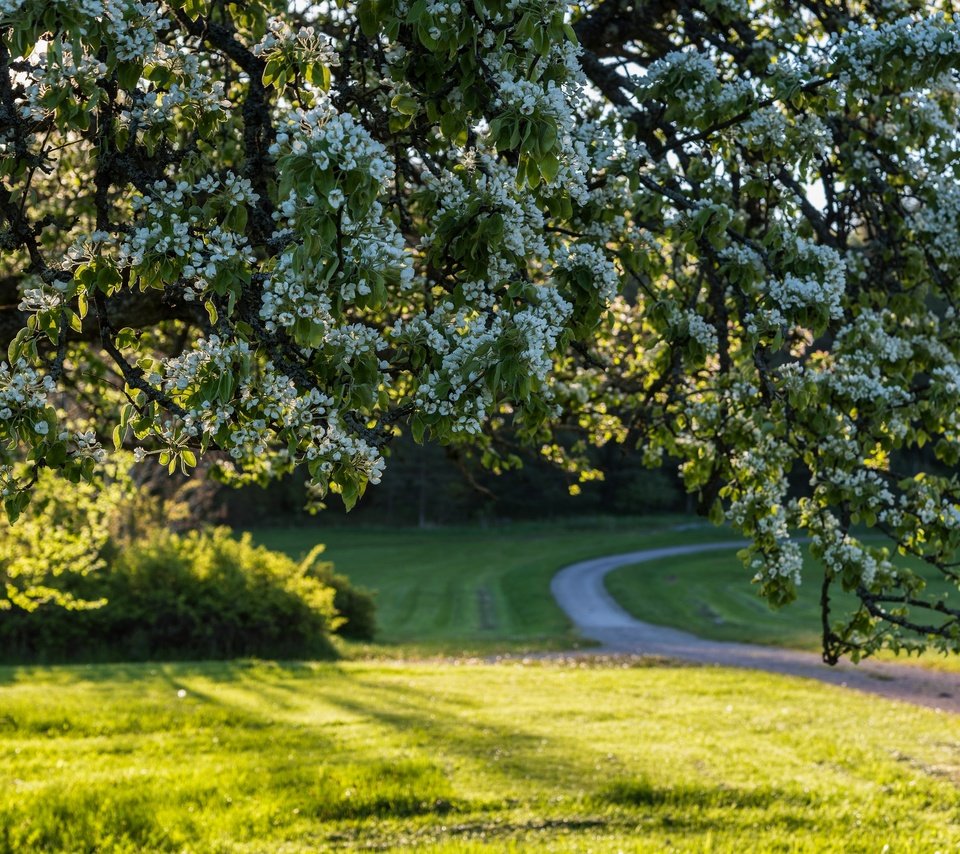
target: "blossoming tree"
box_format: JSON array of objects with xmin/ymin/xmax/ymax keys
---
[{"xmin": 3, "ymin": 0, "xmax": 960, "ymax": 661}]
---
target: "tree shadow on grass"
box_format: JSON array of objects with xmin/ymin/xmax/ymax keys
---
[
  {"xmin": 0, "ymin": 657, "xmax": 329, "ymax": 687},
  {"xmin": 0, "ymin": 661, "xmax": 162, "ymax": 686},
  {"xmin": 0, "ymin": 660, "xmax": 859, "ymax": 850},
  {"xmin": 141, "ymin": 661, "xmax": 606, "ymax": 795},
  {"xmin": 293, "ymin": 672, "xmax": 840, "ymax": 841},
  {"xmin": 290, "ymin": 670, "xmax": 654, "ymax": 794}
]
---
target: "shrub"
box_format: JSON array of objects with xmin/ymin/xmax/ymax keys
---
[
  {"xmin": 0, "ymin": 527, "xmax": 344, "ymax": 662},
  {"xmin": 0, "ymin": 461, "xmax": 375, "ymax": 662},
  {"xmin": 299, "ymin": 544, "xmax": 377, "ymax": 641}
]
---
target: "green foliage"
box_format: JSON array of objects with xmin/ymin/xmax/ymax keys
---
[
  {"xmin": 0, "ymin": 0, "xmax": 591, "ymax": 521},
  {"xmin": 0, "ymin": 527, "xmax": 342, "ymax": 662},
  {"xmin": 0, "ymin": 455, "xmax": 170, "ymax": 612},
  {"xmin": 300, "ymin": 544, "xmax": 377, "ymax": 641},
  {"xmin": 0, "ymin": 461, "xmax": 376, "ymax": 661}
]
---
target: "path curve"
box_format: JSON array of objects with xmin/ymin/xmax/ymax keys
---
[{"xmin": 551, "ymin": 542, "xmax": 960, "ymax": 713}]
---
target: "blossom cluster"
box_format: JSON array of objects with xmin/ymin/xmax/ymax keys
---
[
  {"xmin": 159, "ymin": 336, "xmax": 385, "ymax": 484},
  {"xmin": 120, "ymin": 176, "xmax": 258, "ymax": 300},
  {"xmin": 766, "ymin": 239, "xmax": 846, "ymax": 322},
  {"xmin": 833, "ymin": 14, "xmax": 960, "ymax": 91},
  {"xmin": 253, "ymin": 15, "xmax": 339, "ymax": 68},
  {"xmin": 261, "ymin": 106, "xmax": 411, "ymax": 337},
  {"xmin": 0, "ymin": 360, "xmax": 54, "ymax": 425}
]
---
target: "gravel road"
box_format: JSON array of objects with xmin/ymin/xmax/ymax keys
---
[{"xmin": 551, "ymin": 542, "xmax": 960, "ymax": 713}]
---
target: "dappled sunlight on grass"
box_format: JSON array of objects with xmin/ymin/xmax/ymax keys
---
[{"xmin": 2, "ymin": 659, "xmax": 960, "ymax": 851}]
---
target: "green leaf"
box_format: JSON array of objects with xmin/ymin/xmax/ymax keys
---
[
  {"xmin": 411, "ymin": 414, "xmax": 426, "ymax": 444},
  {"xmin": 262, "ymin": 57, "xmax": 281, "ymax": 88},
  {"xmin": 224, "ymin": 204, "xmax": 248, "ymax": 232},
  {"xmin": 391, "ymin": 94, "xmax": 419, "ymax": 116},
  {"xmin": 541, "ymin": 121, "xmax": 558, "ymax": 153},
  {"xmin": 205, "ymin": 301, "xmax": 219, "ymax": 326},
  {"xmin": 539, "ymin": 152, "xmax": 560, "ymax": 183},
  {"xmin": 184, "ymin": 0, "xmax": 205, "ymax": 20},
  {"xmin": 7, "ymin": 327, "xmax": 29, "ymax": 365},
  {"xmin": 440, "ymin": 111, "xmax": 461, "ymax": 139},
  {"xmin": 116, "ymin": 61, "xmax": 144, "ymax": 91},
  {"xmin": 358, "ymin": 0, "xmax": 379, "ymax": 36},
  {"xmin": 305, "ymin": 62, "xmax": 331, "ymax": 90},
  {"xmin": 708, "ymin": 498, "xmax": 725, "ymax": 526}
]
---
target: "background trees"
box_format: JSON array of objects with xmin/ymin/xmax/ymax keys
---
[{"xmin": 3, "ymin": 0, "xmax": 960, "ymax": 659}]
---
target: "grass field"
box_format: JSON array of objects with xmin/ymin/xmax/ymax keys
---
[
  {"xmin": 604, "ymin": 544, "xmax": 960, "ymax": 669},
  {"xmin": 252, "ymin": 517, "xmax": 740, "ymax": 656},
  {"xmin": 7, "ymin": 520, "xmax": 960, "ymax": 851},
  {"xmin": 606, "ymin": 546, "xmax": 840, "ymax": 651},
  {"xmin": 3, "ymin": 658, "xmax": 960, "ymax": 853},
  {"xmin": 252, "ymin": 519, "xmax": 960, "ymax": 668}
]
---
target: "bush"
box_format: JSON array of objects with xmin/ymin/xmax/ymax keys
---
[
  {"xmin": 300, "ymin": 545, "xmax": 377, "ymax": 640},
  {"xmin": 1, "ymin": 528, "xmax": 341, "ymax": 662},
  {"xmin": 0, "ymin": 460, "xmax": 376, "ymax": 662}
]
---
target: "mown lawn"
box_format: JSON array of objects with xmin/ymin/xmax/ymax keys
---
[
  {"xmin": 251, "ymin": 517, "xmax": 739, "ymax": 656},
  {"xmin": 606, "ymin": 545, "xmax": 838, "ymax": 651},
  {"xmin": 605, "ymin": 544, "xmax": 960, "ymax": 670},
  {"xmin": 252, "ymin": 519, "xmax": 960, "ymax": 669},
  {"xmin": 2, "ymin": 659, "xmax": 960, "ymax": 853}
]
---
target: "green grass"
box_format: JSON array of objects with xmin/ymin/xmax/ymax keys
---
[
  {"xmin": 255, "ymin": 519, "xmax": 960, "ymax": 670},
  {"xmin": 605, "ymin": 545, "xmax": 960, "ymax": 668},
  {"xmin": 8, "ymin": 521, "xmax": 960, "ymax": 850},
  {"xmin": 252, "ymin": 517, "xmax": 740, "ymax": 656},
  {"xmin": 606, "ymin": 546, "xmax": 827, "ymax": 650},
  {"xmin": 2, "ymin": 659, "xmax": 960, "ymax": 852}
]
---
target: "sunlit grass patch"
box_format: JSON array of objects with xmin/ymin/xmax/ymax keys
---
[
  {"xmin": 2, "ymin": 659, "xmax": 960, "ymax": 852},
  {"xmin": 1, "ymin": 782, "xmax": 178, "ymax": 854}
]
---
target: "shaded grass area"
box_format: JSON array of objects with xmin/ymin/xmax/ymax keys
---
[
  {"xmin": 2, "ymin": 659, "xmax": 960, "ymax": 852},
  {"xmin": 606, "ymin": 546, "xmax": 828, "ymax": 650},
  {"xmin": 251, "ymin": 517, "xmax": 738, "ymax": 656},
  {"xmin": 255, "ymin": 520, "xmax": 960, "ymax": 671},
  {"xmin": 605, "ymin": 545, "xmax": 960, "ymax": 669}
]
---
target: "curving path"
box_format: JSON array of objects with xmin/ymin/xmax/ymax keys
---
[{"xmin": 551, "ymin": 542, "xmax": 960, "ymax": 713}]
